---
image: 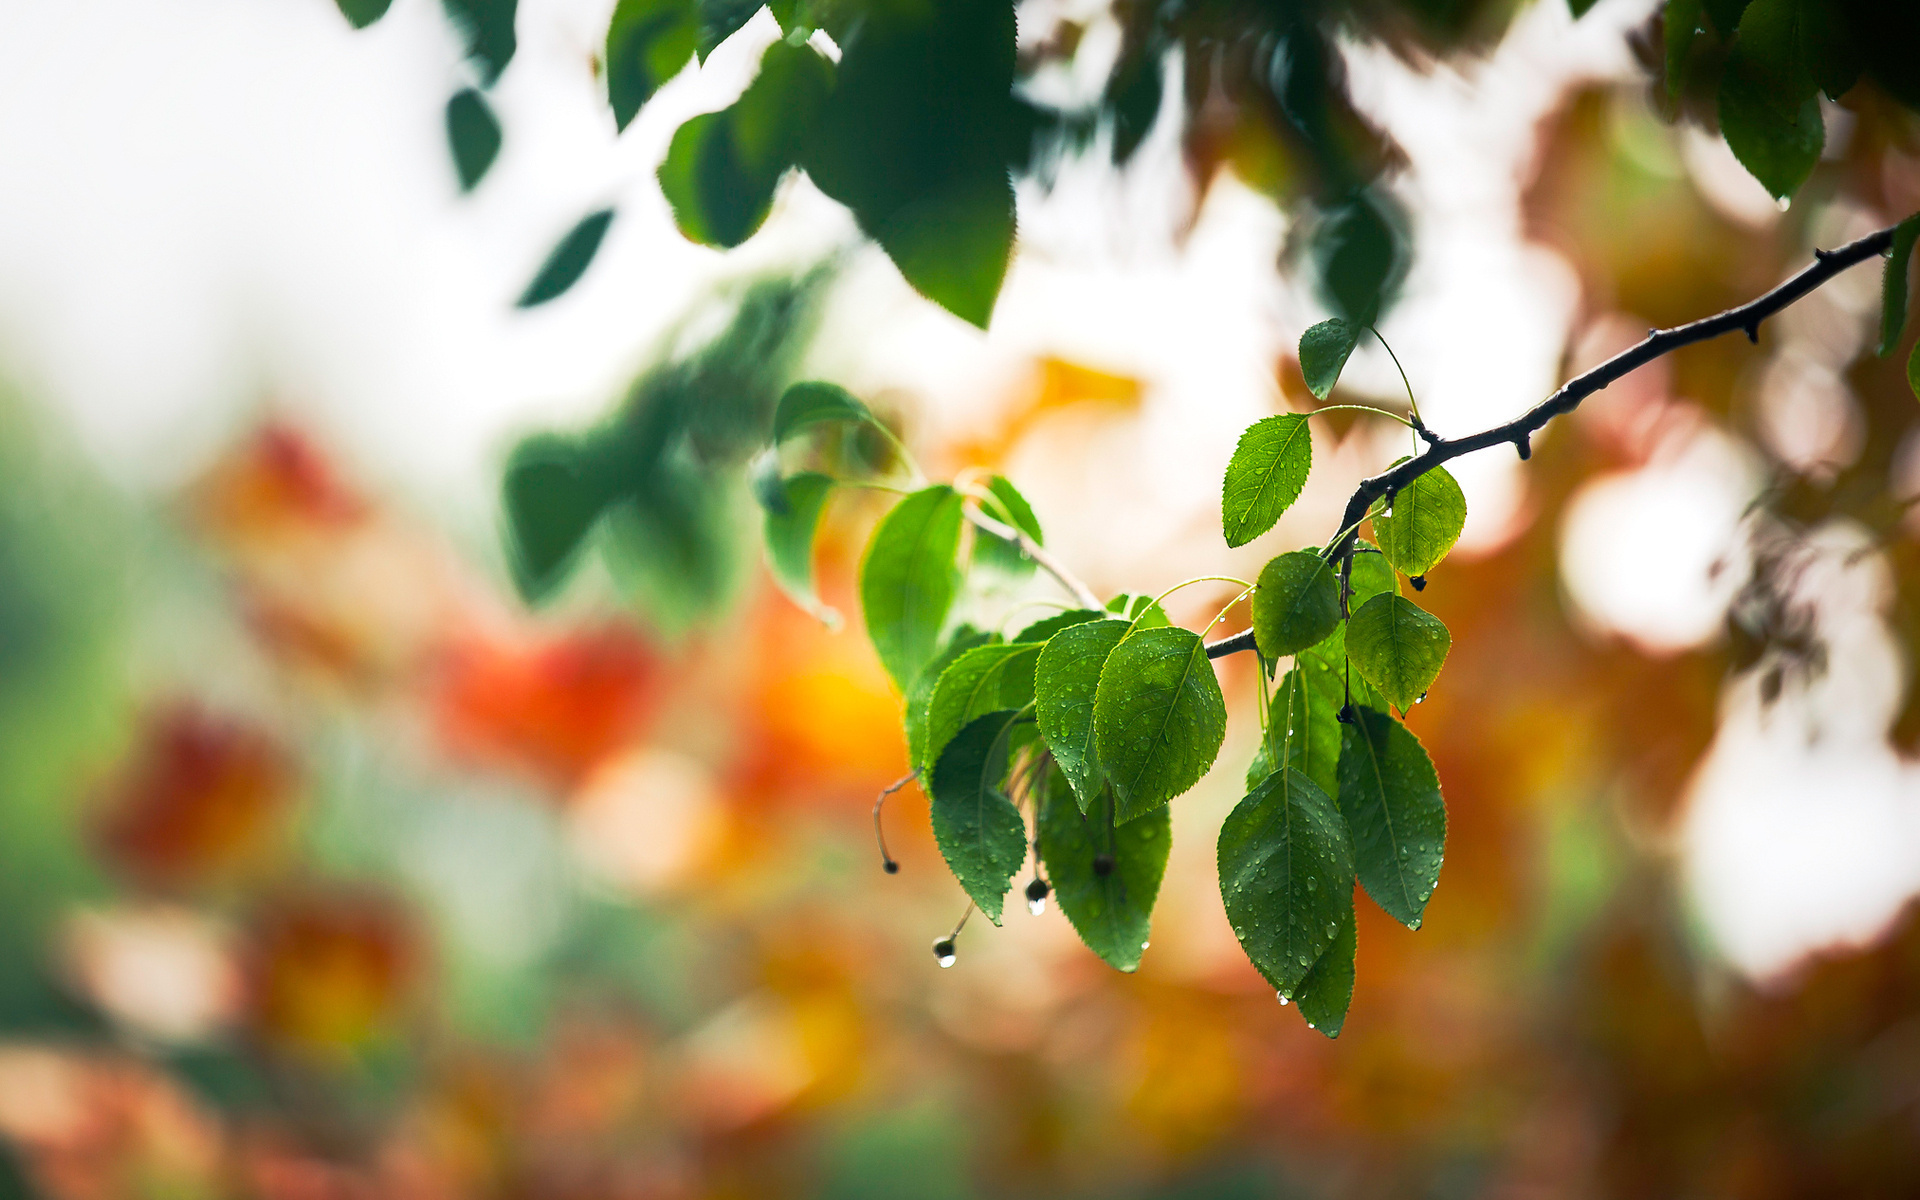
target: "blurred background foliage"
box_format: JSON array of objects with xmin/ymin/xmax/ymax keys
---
[{"xmin": 0, "ymin": 0, "xmax": 1918, "ymax": 1198}]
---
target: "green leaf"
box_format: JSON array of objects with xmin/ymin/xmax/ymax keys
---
[
  {"xmin": 1880, "ymin": 214, "xmax": 1920, "ymax": 357},
  {"xmin": 517, "ymin": 209, "xmax": 615, "ymax": 308},
  {"xmin": 1717, "ymin": 0, "xmax": 1824, "ymax": 201},
  {"xmin": 1665, "ymin": 0, "xmax": 1703, "ymax": 101},
  {"xmin": 1299, "ymin": 319, "xmax": 1362, "ymax": 401},
  {"xmin": 905, "ymin": 628, "xmax": 997, "ymax": 769},
  {"xmin": 1313, "ymin": 191, "xmax": 1405, "ymax": 325},
  {"xmin": 860, "ymin": 484, "xmax": 965, "ymax": 690},
  {"xmin": 1218, "ymin": 767, "xmax": 1354, "ymax": 998},
  {"xmin": 1105, "ymin": 593, "xmax": 1170, "ymax": 629},
  {"xmin": 446, "ymin": 88, "xmax": 502, "ymax": 192},
  {"xmin": 1093, "ymin": 626, "xmax": 1228, "ymax": 823},
  {"xmin": 1275, "ymin": 663, "xmax": 1342, "ymax": 798},
  {"xmin": 1703, "ymin": 0, "xmax": 1751, "ymax": 37},
  {"xmin": 1012, "ymin": 609, "xmax": 1103, "ymax": 643},
  {"xmin": 336, "ymin": 0, "xmax": 393, "ymax": 29},
  {"xmin": 443, "ymin": 0, "xmax": 518, "ymax": 87},
  {"xmin": 973, "ymin": 475, "xmax": 1043, "ymax": 575},
  {"xmin": 921, "ymin": 643, "xmax": 1040, "ymax": 771},
  {"xmin": 1348, "ymin": 542, "xmax": 1399, "ymax": 608},
  {"xmin": 1802, "ymin": 0, "xmax": 1859, "ymax": 101},
  {"xmin": 1910, "ymin": 341, "xmax": 1920, "ymax": 403},
  {"xmin": 1034, "ymin": 618, "xmax": 1129, "ymax": 812},
  {"xmin": 1252, "ymin": 550, "xmax": 1340, "ymax": 659},
  {"xmin": 871, "ymin": 174, "xmax": 1015, "ymax": 331},
  {"xmin": 657, "ymin": 41, "xmax": 834, "ymax": 249},
  {"xmin": 606, "ymin": 0, "xmax": 698, "ymax": 131},
  {"xmin": 1221, "ymin": 414, "xmax": 1312, "ymax": 547},
  {"xmin": 695, "ymin": 0, "xmax": 762, "ymax": 60},
  {"xmin": 772, "ymin": 381, "xmax": 877, "ymax": 443},
  {"xmin": 502, "ymin": 434, "xmax": 613, "ymax": 602},
  {"xmin": 1338, "ymin": 706, "xmax": 1445, "ymax": 930},
  {"xmin": 1345, "ymin": 593, "xmax": 1450, "ymax": 713},
  {"xmin": 1567, "ymin": 0, "xmax": 1600, "ymax": 17},
  {"xmin": 1372, "ymin": 464, "xmax": 1466, "ymax": 578},
  {"xmin": 763, "ymin": 471, "xmax": 834, "ymax": 613},
  {"xmin": 1039, "ymin": 768, "xmax": 1169, "ymax": 972},
  {"xmin": 929, "ymin": 711, "xmax": 1029, "ymax": 925},
  {"xmin": 1293, "ymin": 900, "xmax": 1356, "ymax": 1037},
  {"xmin": 1298, "ymin": 621, "xmax": 1385, "ymax": 714}
]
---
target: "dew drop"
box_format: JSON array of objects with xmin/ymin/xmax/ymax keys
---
[
  {"xmin": 1776, "ymin": 195, "xmax": 1792, "ymax": 212},
  {"xmin": 1297, "ymin": 953, "xmax": 1310, "ymax": 966},
  {"xmin": 1276, "ymin": 991, "xmax": 1289, "ymax": 1005},
  {"xmin": 1028, "ymin": 896, "xmax": 1047, "ymax": 916},
  {"xmin": 1326, "ymin": 921, "xmax": 1338, "ymax": 937},
  {"xmin": 1416, "ymin": 692, "xmax": 1427, "ymax": 704},
  {"xmin": 933, "ymin": 938, "xmax": 957, "ymax": 968},
  {"xmin": 1140, "ymin": 940, "xmax": 1150, "ymax": 950}
]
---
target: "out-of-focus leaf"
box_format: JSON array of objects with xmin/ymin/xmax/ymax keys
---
[
  {"xmin": 1218, "ymin": 766, "xmax": 1353, "ymax": 998},
  {"xmin": 1294, "ymin": 900, "xmax": 1356, "ymax": 1037},
  {"xmin": 446, "ymin": 88, "xmax": 502, "ymax": 192},
  {"xmin": 658, "ymin": 41, "xmax": 834, "ymax": 248},
  {"xmin": 800, "ymin": 0, "xmax": 1022, "ymax": 329},
  {"xmin": 1106, "ymin": 43, "xmax": 1163, "ymax": 165},
  {"xmin": 336, "ymin": 0, "xmax": 393, "ymax": 29},
  {"xmin": 1039, "ymin": 768, "xmax": 1169, "ymax": 972},
  {"xmin": 1718, "ymin": 0, "xmax": 1824, "ymax": 200},
  {"xmin": 1221, "ymin": 414, "xmax": 1311, "ymax": 547},
  {"xmin": 1252, "ymin": 550, "xmax": 1340, "ymax": 658},
  {"xmin": 973, "ymin": 475, "xmax": 1042, "ymax": 575},
  {"xmin": 1345, "ymin": 593, "xmax": 1450, "ymax": 713},
  {"xmin": 906, "ymin": 627, "xmax": 997, "ymax": 769},
  {"xmin": 1704, "ymin": 0, "xmax": 1753, "ymax": 37},
  {"xmin": 763, "ymin": 471, "xmax": 834, "ymax": 614},
  {"xmin": 860, "ymin": 484, "xmax": 965, "ymax": 690},
  {"xmin": 1012, "ymin": 609, "xmax": 1103, "ymax": 643},
  {"xmin": 503, "ymin": 434, "xmax": 612, "ymax": 602},
  {"xmin": 1803, "ymin": 0, "xmax": 1860, "ymax": 100},
  {"xmin": 1092, "ymin": 626, "xmax": 1227, "ymax": 823},
  {"xmin": 1846, "ymin": 0, "xmax": 1919, "ymax": 108},
  {"xmin": 1372, "ymin": 463, "xmax": 1466, "ymax": 578},
  {"xmin": 772, "ymin": 380, "xmax": 876, "ymax": 443},
  {"xmin": 929, "ymin": 710, "xmax": 1027, "ymax": 925},
  {"xmin": 1313, "ymin": 191, "xmax": 1405, "ymax": 324},
  {"xmin": 1664, "ymin": 0, "xmax": 1702, "ymax": 101},
  {"xmin": 600, "ymin": 452, "xmax": 746, "ymax": 636},
  {"xmin": 443, "ymin": 0, "xmax": 517, "ymax": 86},
  {"xmin": 1910, "ymin": 341, "xmax": 1920, "ymax": 402},
  {"xmin": 697, "ymin": 0, "xmax": 763, "ymax": 59},
  {"xmin": 607, "ymin": 0, "xmax": 697, "ymax": 131},
  {"xmin": 1035, "ymin": 617, "xmax": 1128, "ymax": 813},
  {"xmin": 1338, "ymin": 706, "xmax": 1445, "ymax": 930},
  {"xmin": 1106, "ymin": 592, "xmax": 1170, "ymax": 628},
  {"xmin": 1880, "ymin": 214, "xmax": 1920, "ymax": 357},
  {"xmin": 922, "ymin": 642, "xmax": 1039, "ymax": 771},
  {"xmin": 1299, "ymin": 318, "xmax": 1362, "ymax": 400},
  {"xmin": 517, "ymin": 209, "xmax": 615, "ymax": 308}
]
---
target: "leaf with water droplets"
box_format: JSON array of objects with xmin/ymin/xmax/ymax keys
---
[
  {"xmin": 921, "ymin": 642, "xmax": 1041, "ymax": 770},
  {"xmin": 1105, "ymin": 592, "xmax": 1170, "ymax": 629},
  {"xmin": 1035, "ymin": 618, "xmax": 1128, "ymax": 813},
  {"xmin": 1093, "ymin": 626, "xmax": 1228, "ymax": 822},
  {"xmin": 1338, "ymin": 706, "xmax": 1445, "ymax": 930},
  {"xmin": 1293, "ymin": 897, "xmax": 1356, "ymax": 1038},
  {"xmin": 973, "ymin": 474, "xmax": 1044, "ymax": 576},
  {"xmin": 1348, "ymin": 541, "xmax": 1399, "ymax": 608},
  {"xmin": 860, "ymin": 485, "xmax": 966, "ymax": 690},
  {"xmin": 1252, "ymin": 550, "xmax": 1340, "ymax": 658},
  {"xmin": 1218, "ymin": 767, "xmax": 1354, "ymax": 997},
  {"xmin": 930, "ymin": 710, "xmax": 1029, "ymax": 925},
  {"xmin": 1039, "ymin": 768, "xmax": 1169, "ymax": 972},
  {"xmin": 1372, "ymin": 463, "xmax": 1466, "ymax": 578},
  {"xmin": 1299, "ymin": 318, "xmax": 1362, "ymax": 401},
  {"xmin": 1221, "ymin": 414, "xmax": 1312, "ymax": 547},
  {"xmin": 1345, "ymin": 593, "xmax": 1450, "ymax": 713},
  {"xmin": 1012, "ymin": 609, "xmax": 1104, "ymax": 644},
  {"xmin": 905, "ymin": 627, "xmax": 997, "ymax": 769}
]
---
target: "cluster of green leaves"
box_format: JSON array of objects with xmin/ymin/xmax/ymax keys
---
[{"xmin": 1662, "ymin": 0, "xmax": 1920, "ymax": 202}]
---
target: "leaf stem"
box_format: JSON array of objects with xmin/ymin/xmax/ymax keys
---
[
  {"xmin": 1307, "ymin": 403, "xmax": 1415, "ymax": 429},
  {"xmin": 960, "ymin": 492, "xmax": 1102, "ymax": 611},
  {"xmin": 1147, "ymin": 575, "xmax": 1257, "ymax": 620},
  {"xmin": 1366, "ymin": 325, "xmax": 1423, "ymax": 431}
]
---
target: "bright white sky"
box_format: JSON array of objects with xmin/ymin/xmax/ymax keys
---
[{"xmin": 8, "ymin": 0, "xmax": 1917, "ymax": 983}]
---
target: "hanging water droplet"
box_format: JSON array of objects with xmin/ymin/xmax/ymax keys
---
[
  {"xmin": 1025, "ymin": 877, "xmax": 1050, "ymax": 916},
  {"xmin": 1140, "ymin": 940, "xmax": 1150, "ymax": 950},
  {"xmin": 1028, "ymin": 896, "xmax": 1047, "ymax": 916},
  {"xmin": 933, "ymin": 938, "xmax": 957, "ymax": 968},
  {"xmin": 1276, "ymin": 991, "xmax": 1289, "ymax": 1005},
  {"xmin": 1306, "ymin": 1021, "xmax": 1316, "ymax": 1030},
  {"xmin": 1416, "ymin": 691, "xmax": 1427, "ymax": 704},
  {"xmin": 1776, "ymin": 195, "xmax": 1792, "ymax": 212}
]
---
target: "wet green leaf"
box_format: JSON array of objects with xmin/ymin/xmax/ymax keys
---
[
  {"xmin": 1345, "ymin": 593, "xmax": 1450, "ymax": 713},
  {"xmin": 1880, "ymin": 213, "xmax": 1920, "ymax": 357},
  {"xmin": 1035, "ymin": 618, "xmax": 1128, "ymax": 813},
  {"xmin": 860, "ymin": 485, "xmax": 965, "ymax": 690},
  {"xmin": 906, "ymin": 627, "xmax": 997, "ymax": 769},
  {"xmin": 1039, "ymin": 769, "xmax": 1169, "ymax": 972},
  {"xmin": 1718, "ymin": 0, "xmax": 1824, "ymax": 200},
  {"xmin": 1105, "ymin": 592, "xmax": 1170, "ymax": 629},
  {"xmin": 1372, "ymin": 463, "xmax": 1466, "ymax": 578},
  {"xmin": 1221, "ymin": 414, "xmax": 1311, "ymax": 547},
  {"xmin": 929, "ymin": 711, "xmax": 1028, "ymax": 925},
  {"xmin": 922, "ymin": 643, "xmax": 1040, "ymax": 771},
  {"xmin": 1093, "ymin": 626, "xmax": 1228, "ymax": 822},
  {"xmin": 1252, "ymin": 550, "xmax": 1340, "ymax": 658},
  {"xmin": 1338, "ymin": 706, "xmax": 1445, "ymax": 930},
  {"xmin": 1218, "ymin": 767, "xmax": 1354, "ymax": 998},
  {"xmin": 517, "ymin": 208, "xmax": 615, "ymax": 308},
  {"xmin": 1012, "ymin": 609, "xmax": 1103, "ymax": 643},
  {"xmin": 1294, "ymin": 899, "xmax": 1356, "ymax": 1037},
  {"xmin": 1299, "ymin": 318, "xmax": 1362, "ymax": 401},
  {"xmin": 1347, "ymin": 541, "xmax": 1400, "ymax": 608}
]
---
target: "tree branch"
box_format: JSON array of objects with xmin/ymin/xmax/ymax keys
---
[{"xmin": 1205, "ymin": 222, "xmax": 1901, "ymax": 660}]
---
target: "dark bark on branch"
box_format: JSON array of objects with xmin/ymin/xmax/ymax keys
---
[{"xmin": 1205, "ymin": 222, "xmax": 1901, "ymax": 660}]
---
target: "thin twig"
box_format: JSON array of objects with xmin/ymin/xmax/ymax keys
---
[
  {"xmin": 964, "ymin": 502, "xmax": 1103, "ymax": 610},
  {"xmin": 1205, "ymin": 222, "xmax": 1901, "ymax": 659},
  {"xmin": 873, "ymin": 771, "xmax": 915, "ymax": 874}
]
